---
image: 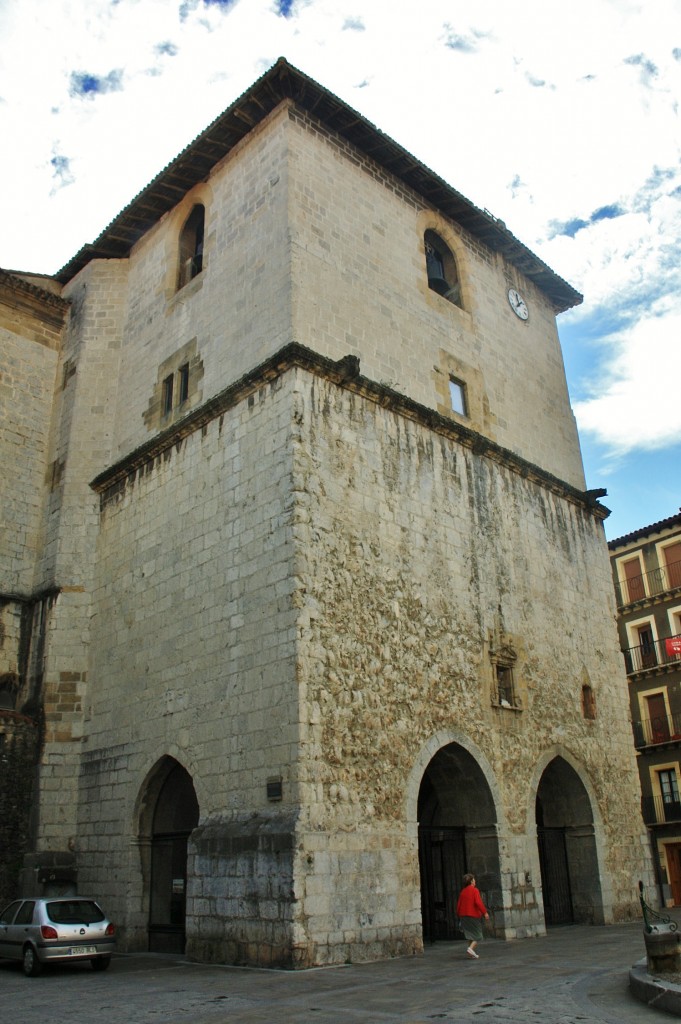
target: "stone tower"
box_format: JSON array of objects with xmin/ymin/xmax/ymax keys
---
[{"xmin": 0, "ymin": 59, "xmax": 652, "ymax": 966}]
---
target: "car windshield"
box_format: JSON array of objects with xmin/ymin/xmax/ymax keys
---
[{"xmin": 46, "ymin": 900, "xmax": 105, "ymax": 925}]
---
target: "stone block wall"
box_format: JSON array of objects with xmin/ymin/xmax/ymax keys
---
[
  {"xmin": 108, "ymin": 105, "xmax": 292, "ymax": 464},
  {"xmin": 289, "ymin": 827, "xmax": 423, "ymax": 965},
  {"xmin": 0, "ymin": 714, "xmax": 39, "ymax": 903},
  {"xmin": 286, "ymin": 106, "xmax": 585, "ymax": 489},
  {"xmin": 187, "ymin": 813, "xmax": 298, "ymax": 967},
  {"xmin": 53, "ymin": 100, "xmax": 584, "ymax": 497},
  {"xmin": 62, "ymin": 355, "xmax": 652, "ymax": 964},
  {"xmin": 288, "ymin": 368, "xmax": 649, "ymax": 951},
  {"xmin": 76, "ymin": 371, "xmax": 301, "ymax": 945},
  {"xmin": 0, "ymin": 273, "xmax": 69, "ymax": 900},
  {"xmin": 0, "ymin": 289, "xmax": 62, "ymax": 595},
  {"xmin": 24, "ymin": 259, "xmax": 130, "ymax": 857}
]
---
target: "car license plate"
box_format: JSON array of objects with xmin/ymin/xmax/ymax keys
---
[{"xmin": 69, "ymin": 945, "xmax": 97, "ymax": 955}]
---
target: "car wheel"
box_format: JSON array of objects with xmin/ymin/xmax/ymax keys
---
[
  {"xmin": 91, "ymin": 956, "xmax": 111, "ymax": 971},
  {"xmin": 22, "ymin": 946, "xmax": 42, "ymax": 977}
]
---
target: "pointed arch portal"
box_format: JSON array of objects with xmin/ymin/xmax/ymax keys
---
[
  {"xmin": 138, "ymin": 757, "xmax": 199, "ymax": 953},
  {"xmin": 417, "ymin": 743, "xmax": 500, "ymax": 941},
  {"xmin": 536, "ymin": 756, "xmax": 603, "ymax": 925}
]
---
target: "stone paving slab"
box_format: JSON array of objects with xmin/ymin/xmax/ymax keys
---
[{"xmin": 1, "ymin": 922, "xmax": 675, "ymax": 1024}]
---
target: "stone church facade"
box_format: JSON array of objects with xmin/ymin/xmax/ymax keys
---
[{"xmin": 0, "ymin": 59, "xmax": 652, "ymax": 966}]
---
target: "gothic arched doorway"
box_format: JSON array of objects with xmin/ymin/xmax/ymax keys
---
[
  {"xmin": 536, "ymin": 757, "xmax": 603, "ymax": 926},
  {"xmin": 143, "ymin": 758, "xmax": 199, "ymax": 953},
  {"xmin": 417, "ymin": 743, "xmax": 500, "ymax": 941}
]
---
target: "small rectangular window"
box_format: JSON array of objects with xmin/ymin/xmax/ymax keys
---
[
  {"xmin": 449, "ymin": 377, "xmax": 467, "ymax": 416},
  {"xmin": 496, "ymin": 665, "xmax": 514, "ymax": 706},
  {"xmin": 162, "ymin": 374, "xmax": 174, "ymax": 415},
  {"xmin": 178, "ymin": 363, "xmax": 190, "ymax": 405},
  {"xmin": 266, "ymin": 776, "xmax": 283, "ymax": 801},
  {"xmin": 660, "ymin": 769, "xmax": 680, "ymax": 802}
]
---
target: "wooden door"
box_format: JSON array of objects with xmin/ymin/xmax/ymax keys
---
[
  {"xmin": 149, "ymin": 834, "xmax": 189, "ymax": 953},
  {"xmin": 664, "ymin": 542, "xmax": 681, "ymax": 590},
  {"xmin": 418, "ymin": 827, "xmax": 466, "ymax": 941},
  {"xmin": 666, "ymin": 844, "xmax": 681, "ymax": 905},
  {"xmin": 538, "ymin": 827, "xmax": 574, "ymax": 925},
  {"xmin": 646, "ymin": 692, "xmax": 670, "ymax": 744},
  {"xmin": 623, "ymin": 557, "xmax": 645, "ymax": 602}
]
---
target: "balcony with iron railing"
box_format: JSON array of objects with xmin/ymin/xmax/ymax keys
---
[
  {"xmin": 633, "ymin": 712, "xmax": 681, "ymax": 749},
  {"xmin": 616, "ymin": 559, "xmax": 681, "ymax": 607},
  {"xmin": 642, "ymin": 794, "xmax": 681, "ymax": 826},
  {"xmin": 623, "ymin": 632, "xmax": 681, "ymax": 676}
]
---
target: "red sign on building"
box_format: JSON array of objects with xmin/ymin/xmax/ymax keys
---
[{"xmin": 665, "ymin": 636, "xmax": 681, "ymax": 658}]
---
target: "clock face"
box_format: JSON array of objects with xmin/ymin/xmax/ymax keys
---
[{"xmin": 508, "ymin": 288, "xmax": 529, "ymax": 320}]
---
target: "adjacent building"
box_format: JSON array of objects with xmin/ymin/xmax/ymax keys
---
[
  {"xmin": 609, "ymin": 510, "xmax": 681, "ymax": 906},
  {"xmin": 0, "ymin": 58, "xmax": 652, "ymax": 967}
]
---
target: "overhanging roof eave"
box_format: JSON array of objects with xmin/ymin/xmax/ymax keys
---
[{"xmin": 54, "ymin": 58, "xmax": 582, "ymax": 310}]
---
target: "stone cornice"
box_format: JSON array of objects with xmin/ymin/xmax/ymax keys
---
[
  {"xmin": 90, "ymin": 342, "xmax": 609, "ymax": 522},
  {"xmin": 0, "ymin": 268, "xmax": 69, "ymax": 328},
  {"xmin": 0, "ymin": 586, "xmax": 62, "ymax": 605}
]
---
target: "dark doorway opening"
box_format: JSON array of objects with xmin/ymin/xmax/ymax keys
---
[
  {"xmin": 148, "ymin": 760, "xmax": 199, "ymax": 953},
  {"xmin": 417, "ymin": 744, "xmax": 500, "ymax": 942},
  {"xmin": 536, "ymin": 757, "xmax": 603, "ymax": 926}
]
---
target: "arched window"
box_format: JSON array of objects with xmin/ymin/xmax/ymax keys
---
[
  {"xmin": 177, "ymin": 205, "xmax": 205, "ymax": 290},
  {"xmin": 424, "ymin": 230, "xmax": 461, "ymax": 307}
]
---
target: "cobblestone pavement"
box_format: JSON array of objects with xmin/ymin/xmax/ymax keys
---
[{"xmin": 1, "ymin": 922, "xmax": 673, "ymax": 1024}]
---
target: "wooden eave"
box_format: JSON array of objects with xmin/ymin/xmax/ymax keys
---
[
  {"xmin": 608, "ymin": 512, "xmax": 681, "ymax": 550},
  {"xmin": 55, "ymin": 58, "xmax": 582, "ymax": 312}
]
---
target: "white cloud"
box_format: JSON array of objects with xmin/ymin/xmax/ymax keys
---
[
  {"xmin": 573, "ymin": 307, "xmax": 681, "ymax": 454},
  {"xmin": 3, "ymin": 0, "xmax": 680, "ymax": 275}
]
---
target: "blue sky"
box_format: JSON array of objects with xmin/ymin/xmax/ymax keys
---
[{"xmin": 0, "ymin": 0, "xmax": 679, "ymax": 540}]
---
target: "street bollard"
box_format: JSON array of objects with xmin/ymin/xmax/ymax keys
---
[{"xmin": 644, "ymin": 925, "xmax": 681, "ymax": 975}]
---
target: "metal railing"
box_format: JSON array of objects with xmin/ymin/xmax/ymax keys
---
[
  {"xmin": 639, "ymin": 880, "xmax": 678, "ymax": 933},
  {"xmin": 623, "ymin": 633, "xmax": 681, "ymax": 675},
  {"xmin": 616, "ymin": 559, "xmax": 681, "ymax": 607},
  {"xmin": 642, "ymin": 794, "xmax": 681, "ymax": 826},
  {"xmin": 632, "ymin": 712, "xmax": 681, "ymax": 748}
]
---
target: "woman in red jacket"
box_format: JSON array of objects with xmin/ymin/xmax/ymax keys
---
[{"xmin": 456, "ymin": 873, "xmax": 489, "ymax": 958}]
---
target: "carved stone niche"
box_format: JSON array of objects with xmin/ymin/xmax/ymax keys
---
[{"xmin": 489, "ymin": 634, "xmax": 521, "ymax": 710}]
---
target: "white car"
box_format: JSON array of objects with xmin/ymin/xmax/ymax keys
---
[{"xmin": 0, "ymin": 897, "xmax": 115, "ymax": 976}]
